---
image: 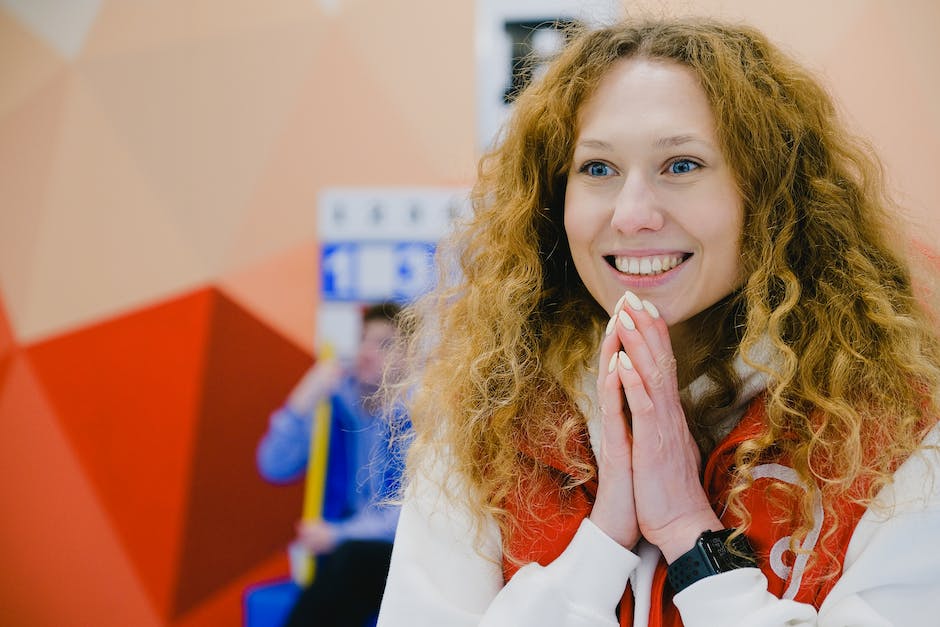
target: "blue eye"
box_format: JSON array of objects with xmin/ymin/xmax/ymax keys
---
[
  {"xmin": 581, "ymin": 161, "xmax": 614, "ymax": 177},
  {"xmin": 667, "ymin": 159, "xmax": 700, "ymax": 175}
]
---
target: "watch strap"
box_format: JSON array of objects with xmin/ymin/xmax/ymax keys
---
[{"xmin": 667, "ymin": 528, "xmax": 756, "ymax": 593}]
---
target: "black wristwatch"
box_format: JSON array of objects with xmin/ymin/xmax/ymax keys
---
[{"xmin": 666, "ymin": 528, "xmax": 757, "ymax": 593}]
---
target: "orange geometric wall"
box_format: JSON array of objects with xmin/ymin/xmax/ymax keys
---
[
  {"xmin": 0, "ymin": 1, "xmax": 477, "ymax": 624},
  {"xmin": 0, "ymin": 1, "xmax": 937, "ymax": 625},
  {"xmin": 5, "ymin": 288, "xmax": 311, "ymax": 624}
]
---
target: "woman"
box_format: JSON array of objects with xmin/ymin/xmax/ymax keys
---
[{"xmin": 378, "ymin": 18, "xmax": 940, "ymax": 626}]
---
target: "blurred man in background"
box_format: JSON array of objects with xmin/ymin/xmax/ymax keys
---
[{"xmin": 257, "ymin": 301, "xmax": 407, "ymax": 627}]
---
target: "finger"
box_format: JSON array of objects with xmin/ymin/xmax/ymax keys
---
[
  {"xmin": 615, "ymin": 350, "xmax": 701, "ymax": 480},
  {"xmin": 598, "ymin": 363, "xmax": 633, "ymax": 467},
  {"xmin": 613, "ymin": 351, "xmax": 656, "ymax": 422},
  {"xmin": 601, "ymin": 358, "xmax": 631, "ymax": 433},
  {"xmin": 615, "ymin": 292, "xmax": 673, "ymax": 377},
  {"xmin": 597, "ymin": 308, "xmax": 625, "ymax": 392},
  {"xmin": 638, "ymin": 298, "xmax": 672, "ymax": 367},
  {"xmin": 618, "ymin": 291, "xmax": 667, "ymax": 356},
  {"xmin": 614, "ymin": 308, "xmax": 666, "ymax": 400},
  {"xmin": 614, "ymin": 300, "xmax": 679, "ymax": 404}
]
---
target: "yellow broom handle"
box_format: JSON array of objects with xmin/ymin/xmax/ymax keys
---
[{"xmin": 297, "ymin": 343, "xmax": 335, "ymax": 586}]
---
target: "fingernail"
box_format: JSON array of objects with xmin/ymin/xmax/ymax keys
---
[
  {"xmin": 608, "ymin": 353, "xmax": 618, "ymax": 373},
  {"xmin": 642, "ymin": 300, "xmax": 659, "ymax": 319},
  {"xmin": 624, "ymin": 290, "xmax": 643, "ymax": 311},
  {"xmin": 618, "ymin": 351, "xmax": 633, "ymax": 370},
  {"xmin": 618, "ymin": 310, "xmax": 636, "ymax": 331},
  {"xmin": 605, "ymin": 316, "xmax": 615, "ymax": 335},
  {"xmin": 614, "ymin": 293, "xmax": 627, "ymax": 313}
]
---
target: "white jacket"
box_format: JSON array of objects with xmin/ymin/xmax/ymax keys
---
[{"xmin": 378, "ymin": 418, "xmax": 940, "ymax": 627}]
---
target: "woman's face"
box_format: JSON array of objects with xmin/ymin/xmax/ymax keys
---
[{"xmin": 563, "ymin": 57, "xmax": 744, "ymax": 345}]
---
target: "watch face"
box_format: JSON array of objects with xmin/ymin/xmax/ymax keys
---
[
  {"xmin": 667, "ymin": 529, "xmax": 757, "ymax": 593},
  {"xmin": 702, "ymin": 531, "xmax": 756, "ymax": 571},
  {"xmin": 701, "ymin": 534, "xmax": 731, "ymax": 569}
]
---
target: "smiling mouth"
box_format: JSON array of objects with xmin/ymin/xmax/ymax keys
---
[{"xmin": 605, "ymin": 253, "xmax": 691, "ymax": 277}]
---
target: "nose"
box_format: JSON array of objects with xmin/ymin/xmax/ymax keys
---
[{"xmin": 610, "ymin": 172, "xmax": 665, "ymax": 233}]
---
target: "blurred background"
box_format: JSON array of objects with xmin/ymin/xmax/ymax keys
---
[{"xmin": 0, "ymin": 0, "xmax": 937, "ymax": 625}]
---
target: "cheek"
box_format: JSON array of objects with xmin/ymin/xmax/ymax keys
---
[
  {"xmin": 562, "ymin": 213, "xmax": 579, "ymax": 249},
  {"xmin": 563, "ymin": 220, "xmax": 595, "ymax": 276},
  {"xmin": 698, "ymin": 209, "xmax": 745, "ymax": 290},
  {"xmin": 696, "ymin": 189, "xmax": 743, "ymax": 251},
  {"xmin": 562, "ymin": 197, "xmax": 594, "ymax": 257}
]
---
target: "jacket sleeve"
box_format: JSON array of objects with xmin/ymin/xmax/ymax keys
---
[
  {"xmin": 256, "ymin": 405, "xmax": 311, "ymax": 483},
  {"xmin": 673, "ymin": 425, "xmax": 940, "ymax": 626},
  {"xmin": 377, "ymin": 457, "xmax": 640, "ymax": 627},
  {"xmin": 331, "ymin": 504, "xmax": 401, "ymax": 543}
]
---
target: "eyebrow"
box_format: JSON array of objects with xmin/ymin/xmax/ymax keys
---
[
  {"xmin": 575, "ymin": 135, "xmax": 713, "ymax": 151},
  {"xmin": 575, "ymin": 139, "xmax": 614, "ymax": 150},
  {"xmin": 655, "ymin": 134, "xmax": 708, "ymax": 148}
]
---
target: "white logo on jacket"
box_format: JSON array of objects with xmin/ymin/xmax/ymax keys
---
[{"xmin": 751, "ymin": 463, "xmax": 824, "ymax": 600}]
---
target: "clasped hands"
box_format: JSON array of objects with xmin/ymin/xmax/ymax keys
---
[{"xmin": 588, "ymin": 290, "xmax": 723, "ymax": 564}]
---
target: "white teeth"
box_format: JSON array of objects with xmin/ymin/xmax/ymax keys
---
[{"xmin": 613, "ymin": 254, "xmax": 684, "ymax": 276}]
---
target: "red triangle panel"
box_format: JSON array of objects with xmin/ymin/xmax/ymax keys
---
[
  {"xmin": 171, "ymin": 289, "xmax": 309, "ymax": 617},
  {"xmin": 0, "ymin": 353, "xmax": 162, "ymax": 626},
  {"xmin": 25, "ymin": 288, "xmax": 215, "ymax": 618}
]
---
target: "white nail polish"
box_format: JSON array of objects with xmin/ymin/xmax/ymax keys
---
[
  {"xmin": 642, "ymin": 300, "xmax": 659, "ymax": 319},
  {"xmin": 618, "ymin": 310, "xmax": 635, "ymax": 331},
  {"xmin": 618, "ymin": 351, "xmax": 633, "ymax": 370},
  {"xmin": 614, "ymin": 294, "xmax": 627, "ymax": 313},
  {"xmin": 624, "ymin": 290, "xmax": 643, "ymax": 311},
  {"xmin": 605, "ymin": 316, "xmax": 615, "ymax": 335},
  {"xmin": 608, "ymin": 353, "xmax": 618, "ymax": 373}
]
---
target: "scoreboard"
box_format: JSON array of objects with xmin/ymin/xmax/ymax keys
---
[{"xmin": 316, "ymin": 187, "xmax": 468, "ymax": 357}]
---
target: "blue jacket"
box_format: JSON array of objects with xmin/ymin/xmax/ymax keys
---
[{"xmin": 256, "ymin": 376, "xmax": 408, "ymax": 543}]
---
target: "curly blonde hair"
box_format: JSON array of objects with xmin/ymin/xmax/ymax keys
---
[{"xmin": 393, "ymin": 17, "xmax": 940, "ymax": 566}]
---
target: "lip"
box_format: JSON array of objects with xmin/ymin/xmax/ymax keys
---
[
  {"xmin": 607, "ymin": 249, "xmax": 688, "ymax": 257},
  {"xmin": 604, "ymin": 252, "xmax": 691, "ymax": 288}
]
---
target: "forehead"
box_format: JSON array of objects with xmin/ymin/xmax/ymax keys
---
[
  {"xmin": 575, "ymin": 57, "xmax": 716, "ymax": 138},
  {"xmin": 362, "ymin": 319, "xmax": 396, "ymax": 338}
]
